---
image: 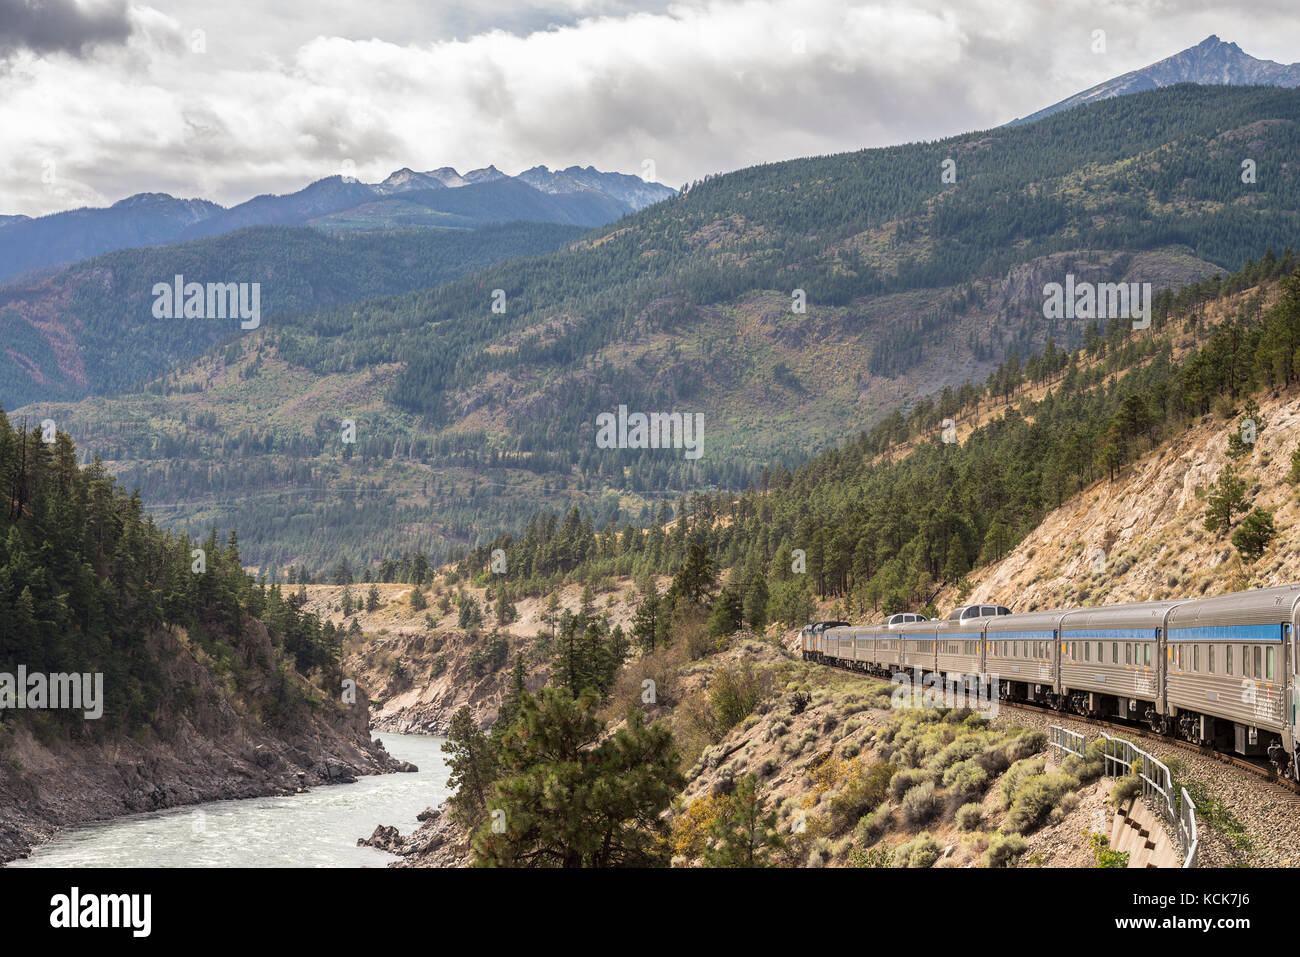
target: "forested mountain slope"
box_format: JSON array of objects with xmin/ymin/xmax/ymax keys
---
[
  {"xmin": 15, "ymin": 86, "xmax": 1300, "ymax": 574},
  {"xmin": 1, "ymin": 221, "xmax": 586, "ymax": 408},
  {"xmin": 452, "ymin": 255, "xmax": 1300, "ymax": 629}
]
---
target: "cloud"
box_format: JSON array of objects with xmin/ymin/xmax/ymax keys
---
[
  {"xmin": 2, "ymin": 0, "xmax": 1300, "ymax": 217},
  {"xmin": 0, "ymin": 0, "xmax": 133, "ymax": 57}
]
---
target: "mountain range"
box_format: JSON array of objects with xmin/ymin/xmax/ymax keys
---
[
  {"xmin": 1011, "ymin": 35, "xmax": 1300, "ymax": 125},
  {"xmin": 0, "ymin": 164, "xmax": 675, "ymax": 283},
  {"xmin": 12, "ymin": 83, "xmax": 1299, "ymax": 575}
]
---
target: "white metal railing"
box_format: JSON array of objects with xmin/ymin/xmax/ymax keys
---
[
  {"xmin": 1179, "ymin": 786, "xmax": 1199, "ymax": 868},
  {"xmin": 1099, "ymin": 731, "xmax": 1198, "ymax": 869},
  {"xmin": 1048, "ymin": 726, "xmax": 1198, "ymax": 868},
  {"xmin": 1049, "ymin": 724, "xmax": 1086, "ymax": 759}
]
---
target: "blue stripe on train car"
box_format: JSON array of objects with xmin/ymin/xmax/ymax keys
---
[
  {"xmin": 1167, "ymin": 623, "xmax": 1287, "ymax": 642},
  {"xmin": 987, "ymin": 630, "xmax": 1056, "ymax": 640},
  {"xmin": 1061, "ymin": 628, "xmax": 1158, "ymax": 639}
]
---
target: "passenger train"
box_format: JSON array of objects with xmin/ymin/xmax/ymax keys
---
[{"xmin": 801, "ymin": 586, "xmax": 1299, "ymax": 779}]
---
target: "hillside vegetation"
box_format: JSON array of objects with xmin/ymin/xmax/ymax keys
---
[
  {"xmin": 0, "ymin": 412, "xmax": 405, "ymax": 861},
  {"xmin": 14, "ymin": 86, "xmax": 1300, "ymax": 574},
  {"xmin": 1, "ymin": 221, "xmax": 586, "ymax": 407}
]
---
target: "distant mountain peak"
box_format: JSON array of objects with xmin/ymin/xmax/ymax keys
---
[
  {"xmin": 111, "ymin": 192, "xmax": 177, "ymax": 207},
  {"xmin": 0, "ymin": 160, "xmax": 676, "ymax": 283},
  {"xmin": 1011, "ymin": 36, "xmax": 1300, "ymax": 125}
]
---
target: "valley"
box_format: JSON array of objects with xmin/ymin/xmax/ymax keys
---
[{"xmin": 6, "ymin": 19, "xmax": 1300, "ymax": 882}]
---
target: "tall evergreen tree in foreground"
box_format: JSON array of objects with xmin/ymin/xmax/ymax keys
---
[{"xmin": 473, "ymin": 688, "xmax": 682, "ymax": 867}]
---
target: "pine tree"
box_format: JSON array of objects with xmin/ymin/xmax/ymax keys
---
[
  {"xmin": 702, "ymin": 774, "xmax": 783, "ymax": 867},
  {"xmin": 409, "ymin": 585, "xmax": 428, "ymax": 611},
  {"xmin": 742, "ymin": 576, "xmax": 768, "ymax": 630},
  {"xmin": 443, "ymin": 705, "xmax": 497, "ymax": 829},
  {"xmin": 472, "ymin": 688, "xmax": 682, "ymax": 867},
  {"xmin": 632, "ymin": 582, "xmax": 662, "ymax": 653},
  {"xmin": 1204, "ymin": 465, "xmax": 1249, "ymax": 534}
]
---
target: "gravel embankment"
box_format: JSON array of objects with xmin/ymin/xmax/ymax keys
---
[{"xmin": 988, "ymin": 704, "xmax": 1300, "ymax": 867}]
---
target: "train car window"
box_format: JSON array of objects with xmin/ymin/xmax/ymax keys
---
[
  {"xmin": 1267, "ymin": 647, "xmax": 1275, "ymax": 681},
  {"xmin": 1084, "ymin": 642, "xmax": 1090, "ymax": 662},
  {"xmin": 1254, "ymin": 646, "xmax": 1262, "ymax": 680},
  {"xmin": 1144, "ymin": 644, "xmax": 1151, "ymax": 666},
  {"xmin": 1193, "ymin": 645, "xmax": 1200, "ymax": 672},
  {"xmin": 1124, "ymin": 643, "xmax": 1131, "ymax": 665},
  {"xmin": 1209, "ymin": 645, "xmax": 1215, "ymax": 674},
  {"xmin": 1111, "ymin": 642, "xmax": 1118, "ymax": 664},
  {"xmin": 1225, "ymin": 645, "xmax": 1232, "ymax": 675}
]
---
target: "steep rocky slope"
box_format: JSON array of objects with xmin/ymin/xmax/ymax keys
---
[
  {"xmin": 944, "ymin": 388, "xmax": 1300, "ymax": 612},
  {"xmin": 316, "ymin": 579, "xmax": 642, "ymax": 734}
]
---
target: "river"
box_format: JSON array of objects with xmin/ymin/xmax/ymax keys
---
[{"xmin": 8, "ymin": 733, "xmax": 450, "ymax": 868}]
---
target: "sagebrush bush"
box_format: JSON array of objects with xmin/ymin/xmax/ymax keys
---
[
  {"xmin": 944, "ymin": 759, "xmax": 990, "ymax": 808},
  {"xmin": 1003, "ymin": 772, "xmax": 1080, "ymax": 835},
  {"xmin": 1002, "ymin": 730, "xmax": 1048, "ymax": 763},
  {"xmin": 854, "ymin": 805, "xmax": 891, "ymax": 844},
  {"xmin": 955, "ymin": 802, "xmax": 983, "ymax": 831},
  {"xmin": 895, "ymin": 831, "xmax": 941, "ymax": 868},
  {"xmin": 927, "ymin": 735, "xmax": 986, "ymax": 774},
  {"xmin": 976, "ymin": 742, "xmax": 1012, "ymax": 775},
  {"xmin": 999, "ymin": 758, "xmax": 1046, "ymax": 809},
  {"xmin": 1110, "ymin": 773, "xmax": 1143, "ymax": 809},
  {"xmin": 983, "ymin": 832, "xmax": 1029, "ymax": 868},
  {"xmin": 900, "ymin": 781, "xmax": 941, "ymax": 826},
  {"xmin": 807, "ymin": 837, "xmax": 832, "ymax": 868},
  {"xmin": 889, "ymin": 767, "xmax": 936, "ymax": 801},
  {"xmin": 1060, "ymin": 738, "xmax": 1107, "ymax": 783}
]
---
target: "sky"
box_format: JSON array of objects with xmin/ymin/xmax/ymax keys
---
[{"xmin": 2, "ymin": 0, "xmax": 1300, "ymax": 217}]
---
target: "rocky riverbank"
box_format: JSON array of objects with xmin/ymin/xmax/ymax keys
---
[
  {"xmin": 358, "ymin": 805, "xmax": 472, "ymax": 867},
  {"xmin": 0, "ymin": 625, "xmax": 415, "ymax": 864}
]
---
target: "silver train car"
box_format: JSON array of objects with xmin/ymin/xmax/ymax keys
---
[{"xmin": 805, "ymin": 586, "xmax": 1300, "ymax": 778}]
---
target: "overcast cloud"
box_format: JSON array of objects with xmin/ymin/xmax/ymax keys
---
[{"xmin": 2, "ymin": 0, "xmax": 1300, "ymax": 217}]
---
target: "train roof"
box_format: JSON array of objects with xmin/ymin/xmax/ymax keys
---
[
  {"xmin": 891, "ymin": 620, "xmax": 940, "ymax": 636},
  {"xmin": 934, "ymin": 615, "xmax": 992, "ymax": 634},
  {"xmin": 985, "ymin": 608, "xmax": 1073, "ymax": 632},
  {"xmin": 1166, "ymin": 583, "xmax": 1300, "ymax": 629},
  {"xmin": 1059, "ymin": 599, "xmax": 1185, "ymax": 631}
]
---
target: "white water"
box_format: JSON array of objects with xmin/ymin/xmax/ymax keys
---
[{"xmin": 8, "ymin": 733, "xmax": 450, "ymax": 868}]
